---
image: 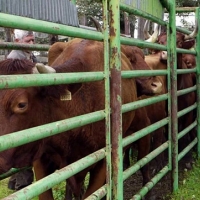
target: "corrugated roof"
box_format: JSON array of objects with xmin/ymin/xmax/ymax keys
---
[{"xmin": 0, "ymin": 0, "xmax": 79, "ymax": 27}]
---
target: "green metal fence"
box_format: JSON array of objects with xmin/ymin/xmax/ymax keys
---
[{"xmin": 0, "ymin": 0, "xmax": 199, "ymax": 199}]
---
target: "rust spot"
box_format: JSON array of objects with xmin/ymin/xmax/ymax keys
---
[
  {"xmin": 53, "ymin": 27, "xmax": 60, "ymax": 30},
  {"xmin": 110, "ymin": 27, "xmax": 116, "ymax": 37}
]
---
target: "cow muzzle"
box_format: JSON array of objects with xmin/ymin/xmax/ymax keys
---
[
  {"xmin": 161, "ymin": 51, "xmax": 167, "ymax": 60},
  {"xmin": 151, "ymin": 79, "xmax": 163, "ymax": 94}
]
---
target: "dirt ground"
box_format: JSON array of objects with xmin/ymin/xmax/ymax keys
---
[{"xmin": 123, "ymin": 153, "xmax": 191, "ymax": 200}]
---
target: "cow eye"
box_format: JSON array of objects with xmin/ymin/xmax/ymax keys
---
[{"xmin": 18, "ymin": 102, "xmax": 27, "ymax": 109}]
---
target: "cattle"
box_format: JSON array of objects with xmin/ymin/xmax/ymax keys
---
[
  {"xmin": 182, "ymin": 53, "xmax": 196, "ymax": 86},
  {"xmin": 124, "ymin": 21, "xmax": 197, "ymax": 172},
  {"xmin": 89, "ymin": 17, "xmax": 168, "ymax": 191},
  {"xmin": 0, "ymin": 39, "xmax": 162, "ymax": 200},
  {"xmin": 123, "ymin": 52, "xmax": 168, "ymax": 173},
  {"xmin": 144, "ymin": 21, "xmax": 197, "ymax": 168}
]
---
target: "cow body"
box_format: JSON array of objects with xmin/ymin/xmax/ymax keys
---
[{"xmin": 0, "ymin": 39, "xmax": 162, "ymax": 200}]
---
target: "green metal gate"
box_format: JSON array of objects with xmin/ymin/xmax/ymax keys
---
[{"xmin": 0, "ymin": 0, "xmax": 199, "ymax": 199}]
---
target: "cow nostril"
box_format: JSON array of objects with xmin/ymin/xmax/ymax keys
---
[
  {"xmin": 152, "ymin": 82, "xmax": 157, "ymax": 87},
  {"xmin": 152, "ymin": 81, "xmax": 162, "ymax": 93}
]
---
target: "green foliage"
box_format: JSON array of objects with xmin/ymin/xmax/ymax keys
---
[{"xmin": 168, "ymin": 158, "xmax": 200, "ymax": 200}]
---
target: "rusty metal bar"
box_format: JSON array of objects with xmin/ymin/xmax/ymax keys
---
[
  {"xmin": 0, "ymin": 42, "xmax": 50, "ymax": 51},
  {"xmin": 0, "ymin": 111, "xmax": 105, "ymax": 152},
  {"xmin": 195, "ymin": 7, "xmax": 200, "ymax": 158},
  {"xmin": 0, "ymin": 72, "xmax": 105, "ymax": 89},
  {"xmin": 102, "ymin": 0, "xmax": 112, "ymax": 199},
  {"xmin": 3, "ymin": 148, "xmax": 106, "ymax": 200},
  {"xmin": 168, "ymin": 0, "xmax": 179, "ymax": 192},
  {"xmin": 0, "ymin": 13, "xmax": 103, "ymax": 41},
  {"xmin": 109, "ymin": 0, "xmax": 123, "ymax": 199}
]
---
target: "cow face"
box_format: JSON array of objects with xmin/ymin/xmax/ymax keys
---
[
  {"xmin": 157, "ymin": 32, "xmax": 195, "ymax": 61},
  {"xmin": 0, "ymin": 59, "xmax": 48, "ymax": 173},
  {"xmin": 144, "ymin": 20, "xmax": 197, "ymax": 61},
  {"xmin": 121, "ymin": 45, "xmax": 162, "ymax": 96},
  {"xmin": 0, "ymin": 86, "xmax": 47, "ymax": 173},
  {"xmin": 182, "ymin": 54, "xmax": 196, "ymax": 68}
]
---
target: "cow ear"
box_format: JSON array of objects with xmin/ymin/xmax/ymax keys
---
[
  {"xmin": 67, "ymin": 83, "xmax": 82, "ymax": 95},
  {"xmin": 182, "ymin": 39, "xmax": 195, "ymax": 49}
]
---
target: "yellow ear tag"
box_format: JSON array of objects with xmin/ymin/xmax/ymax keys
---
[{"xmin": 60, "ymin": 90, "xmax": 72, "ymax": 101}]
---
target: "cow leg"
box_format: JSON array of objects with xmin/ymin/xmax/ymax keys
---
[
  {"xmin": 137, "ymin": 135, "xmax": 151, "ymax": 186},
  {"xmin": 123, "ymin": 147, "xmax": 131, "ymax": 170},
  {"xmin": 82, "ymin": 160, "xmax": 106, "ymax": 199},
  {"xmin": 33, "ymin": 159, "xmax": 54, "ymax": 200},
  {"xmin": 65, "ymin": 170, "xmax": 87, "ymax": 200},
  {"xmin": 151, "ymin": 127, "xmax": 166, "ymax": 173}
]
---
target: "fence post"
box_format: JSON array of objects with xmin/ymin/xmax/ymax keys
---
[
  {"xmin": 168, "ymin": 0, "xmax": 179, "ymax": 192},
  {"xmin": 109, "ymin": 0, "xmax": 123, "ymax": 199},
  {"xmin": 196, "ymin": 7, "xmax": 200, "ymax": 158}
]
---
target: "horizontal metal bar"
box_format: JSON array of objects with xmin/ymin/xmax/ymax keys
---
[
  {"xmin": 177, "ymin": 68, "xmax": 196, "ymax": 74},
  {"xmin": 0, "ymin": 72, "xmax": 105, "ymax": 89},
  {"xmin": 122, "ymin": 118, "xmax": 169, "ymax": 148},
  {"xmin": 0, "ymin": 167, "xmax": 31, "ymax": 180},
  {"xmin": 0, "ymin": 42, "xmax": 50, "ymax": 51},
  {"xmin": 177, "ymin": 103, "xmax": 197, "ymax": 118},
  {"xmin": 85, "ymin": 185, "xmax": 107, "ymax": 200},
  {"xmin": 122, "ymin": 69, "xmax": 167, "ymax": 78},
  {"xmin": 176, "ymin": 47, "xmax": 196, "ymax": 55},
  {"xmin": 0, "ymin": 110, "xmax": 105, "ymax": 152},
  {"xmin": 178, "ymin": 138, "xmax": 198, "ymax": 162},
  {"xmin": 86, "ymin": 141, "xmax": 170, "ymax": 200},
  {"xmin": 120, "ymin": 37, "xmax": 167, "ymax": 50},
  {"xmin": 123, "ymin": 141, "xmax": 169, "ymax": 181},
  {"xmin": 120, "ymin": 3, "xmax": 167, "ymax": 26},
  {"xmin": 0, "ymin": 13, "xmax": 103, "ymax": 41},
  {"xmin": 132, "ymin": 165, "xmax": 169, "ymax": 200},
  {"xmin": 178, "ymin": 121, "xmax": 197, "ymax": 140},
  {"xmin": 177, "ymin": 86, "xmax": 197, "ymax": 97},
  {"xmin": 3, "ymin": 148, "xmax": 106, "ymax": 200},
  {"xmin": 176, "ymin": 26, "xmax": 195, "ymax": 35},
  {"xmin": 122, "ymin": 94, "xmax": 168, "ymax": 113},
  {"xmin": 176, "ymin": 7, "xmax": 198, "ymax": 13}
]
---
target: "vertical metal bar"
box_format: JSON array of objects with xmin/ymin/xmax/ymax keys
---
[
  {"xmin": 168, "ymin": 0, "xmax": 179, "ymax": 192},
  {"xmin": 167, "ymin": 22, "xmax": 172, "ymax": 172},
  {"xmin": 108, "ymin": 0, "xmax": 123, "ymax": 199},
  {"xmin": 102, "ymin": 0, "xmax": 112, "ymax": 199},
  {"xmin": 196, "ymin": 7, "xmax": 200, "ymax": 158}
]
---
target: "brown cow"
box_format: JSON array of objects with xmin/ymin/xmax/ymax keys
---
[
  {"xmin": 47, "ymin": 40, "xmax": 163, "ymax": 199},
  {"xmin": 123, "ymin": 52, "xmax": 168, "ymax": 173},
  {"xmin": 125, "ymin": 21, "xmax": 197, "ymax": 172},
  {"xmin": 182, "ymin": 53, "xmax": 196, "ymax": 86},
  {"xmin": 145, "ymin": 23, "xmax": 197, "ymax": 166},
  {"xmin": 0, "ymin": 39, "xmax": 162, "ymax": 200}
]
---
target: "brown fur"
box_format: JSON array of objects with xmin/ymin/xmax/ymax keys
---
[
  {"xmin": 0, "ymin": 42, "xmax": 135, "ymax": 200},
  {"xmin": 157, "ymin": 32, "xmax": 196, "ymax": 153},
  {"xmin": 0, "ymin": 39, "xmax": 162, "ymax": 200}
]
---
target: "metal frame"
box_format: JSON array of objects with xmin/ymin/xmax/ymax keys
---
[{"xmin": 0, "ymin": 1, "xmax": 199, "ymax": 199}]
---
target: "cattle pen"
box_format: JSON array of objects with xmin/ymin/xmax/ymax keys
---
[{"xmin": 0, "ymin": 0, "xmax": 199, "ymax": 200}]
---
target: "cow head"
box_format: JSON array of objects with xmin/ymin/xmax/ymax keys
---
[
  {"xmin": 121, "ymin": 45, "xmax": 162, "ymax": 96},
  {"xmin": 182, "ymin": 54, "xmax": 196, "ymax": 68},
  {"xmin": 144, "ymin": 20, "xmax": 197, "ymax": 60},
  {"xmin": 0, "ymin": 59, "xmax": 81, "ymax": 173}
]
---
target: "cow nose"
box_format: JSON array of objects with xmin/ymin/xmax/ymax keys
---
[
  {"xmin": 161, "ymin": 51, "xmax": 168, "ymax": 60},
  {"xmin": 152, "ymin": 80, "xmax": 163, "ymax": 94}
]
